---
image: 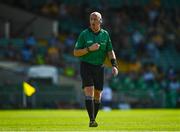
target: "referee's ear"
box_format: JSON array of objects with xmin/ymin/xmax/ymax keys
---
[{"xmin": 100, "ymin": 18, "xmax": 103, "ymax": 24}]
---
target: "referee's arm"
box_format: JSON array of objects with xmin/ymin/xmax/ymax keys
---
[
  {"xmin": 108, "ymin": 50, "xmax": 118, "ymax": 69},
  {"xmin": 74, "ymin": 43, "xmax": 100, "ymax": 57},
  {"xmin": 108, "ymin": 50, "xmax": 116, "ymax": 60},
  {"xmin": 73, "ymin": 48, "xmax": 89, "ymax": 57},
  {"xmin": 108, "ymin": 50, "xmax": 118, "ymax": 76}
]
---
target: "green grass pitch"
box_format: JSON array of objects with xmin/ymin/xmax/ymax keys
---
[{"xmin": 0, "ymin": 109, "xmax": 179, "ymax": 131}]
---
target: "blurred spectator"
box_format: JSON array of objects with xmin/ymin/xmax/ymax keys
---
[
  {"xmin": 58, "ymin": 3, "xmax": 68, "ymax": 19},
  {"xmin": 48, "ymin": 34, "xmax": 60, "ymax": 47},
  {"xmin": 129, "ymin": 57, "xmax": 141, "ymax": 73},
  {"xmin": 25, "ymin": 33, "xmax": 37, "ymax": 47},
  {"xmin": 64, "ymin": 63, "xmax": 76, "ymax": 77},
  {"xmin": 46, "ymin": 45, "xmax": 61, "ymax": 66},
  {"xmin": 168, "ymin": 78, "xmax": 180, "ymax": 108},
  {"xmin": 4, "ymin": 43, "xmax": 18, "ymax": 60},
  {"xmin": 131, "ymin": 29, "xmax": 144, "ymax": 51},
  {"xmin": 147, "ymin": 7, "xmax": 160, "ymax": 26},
  {"xmin": 146, "ymin": 40, "xmax": 160, "ymax": 59},
  {"xmin": 21, "ymin": 45, "xmax": 33, "ymax": 63},
  {"xmin": 36, "ymin": 54, "xmax": 45, "ymax": 65},
  {"xmin": 142, "ymin": 65, "xmax": 155, "ymax": 87},
  {"xmin": 167, "ymin": 66, "xmax": 176, "ymax": 80},
  {"xmin": 102, "ymin": 83, "xmax": 113, "ymax": 111},
  {"xmin": 152, "ymin": 31, "xmax": 164, "ymax": 50},
  {"xmin": 64, "ymin": 33, "xmax": 75, "ymax": 53},
  {"xmin": 41, "ymin": 0, "xmax": 59, "ymax": 16}
]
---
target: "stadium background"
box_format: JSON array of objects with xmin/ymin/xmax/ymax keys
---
[{"xmin": 0, "ymin": 0, "xmax": 179, "ymax": 109}]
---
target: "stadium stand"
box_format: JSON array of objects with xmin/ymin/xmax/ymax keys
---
[{"xmin": 0, "ymin": 0, "xmax": 179, "ymax": 109}]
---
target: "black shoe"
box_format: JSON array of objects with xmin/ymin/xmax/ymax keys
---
[{"xmin": 89, "ymin": 120, "xmax": 98, "ymax": 127}]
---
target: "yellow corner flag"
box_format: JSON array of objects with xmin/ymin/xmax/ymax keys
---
[{"xmin": 23, "ymin": 82, "xmax": 36, "ymax": 96}]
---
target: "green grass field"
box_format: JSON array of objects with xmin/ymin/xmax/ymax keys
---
[{"xmin": 0, "ymin": 109, "xmax": 179, "ymax": 131}]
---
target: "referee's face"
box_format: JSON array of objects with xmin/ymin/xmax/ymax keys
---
[{"xmin": 90, "ymin": 14, "xmax": 101, "ymax": 32}]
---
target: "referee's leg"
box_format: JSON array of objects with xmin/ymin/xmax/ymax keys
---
[
  {"xmin": 80, "ymin": 62, "xmax": 98, "ymax": 127},
  {"xmin": 84, "ymin": 86, "xmax": 98, "ymax": 127},
  {"xmin": 94, "ymin": 89, "xmax": 102, "ymax": 119},
  {"xmin": 93, "ymin": 65, "xmax": 104, "ymax": 120},
  {"xmin": 84, "ymin": 86, "xmax": 95, "ymax": 122}
]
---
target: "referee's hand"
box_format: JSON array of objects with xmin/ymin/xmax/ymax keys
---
[
  {"xmin": 112, "ymin": 66, "xmax": 118, "ymax": 77},
  {"xmin": 89, "ymin": 43, "xmax": 100, "ymax": 51}
]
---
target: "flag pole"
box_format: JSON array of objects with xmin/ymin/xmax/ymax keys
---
[
  {"xmin": 23, "ymin": 81, "xmax": 36, "ymax": 108},
  {"xmin": 23, "ymin": 88, "xmax": 27, "ymax": 108}
]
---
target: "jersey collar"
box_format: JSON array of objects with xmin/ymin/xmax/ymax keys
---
[{"xmin": 88, "ymin": 27, "xmax": 101, "ymax": 35}]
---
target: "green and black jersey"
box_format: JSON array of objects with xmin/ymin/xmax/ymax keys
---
[{"xmin": 75, "ymin": 28, "xmax": 113, "ymax": 65}]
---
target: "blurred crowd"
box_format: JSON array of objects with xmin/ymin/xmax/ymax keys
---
[{"xmin": 0, "ymin": 0, "xmax": 180, "ymax": 108}]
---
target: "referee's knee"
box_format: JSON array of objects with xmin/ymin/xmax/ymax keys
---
[
  {"xmin": 94, "ymin": 90, "xmax": 102, "ymax": 102},
  {"xmin": 84, "ymin": 86, "xmax": 94, "ymax": 97}
]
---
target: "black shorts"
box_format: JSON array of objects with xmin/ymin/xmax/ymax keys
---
[{"xmin": 80, "ymin": 61, "xmax": 104, "ymax": 91}]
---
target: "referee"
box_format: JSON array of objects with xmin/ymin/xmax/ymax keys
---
[{"xmin": 74, "ymin": 12, "xmax": 118, "ymax": 127}]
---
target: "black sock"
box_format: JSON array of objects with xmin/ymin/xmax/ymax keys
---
[
  {"xmin": 85, "ymin": 96, "xmax": 94, "ymax": 121},
  {"xmin": 94, "ymin": 100, "xmax": 100, "ymax": 119}
]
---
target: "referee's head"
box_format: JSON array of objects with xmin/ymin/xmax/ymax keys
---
[{"xmin": 90, "ymin": 12, "xmax": 102, "ymax": 32}]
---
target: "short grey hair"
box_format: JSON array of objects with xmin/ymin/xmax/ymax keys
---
[{"xmin": 90, "ymin": 12, "xmax": 102, "ymax": 23}]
